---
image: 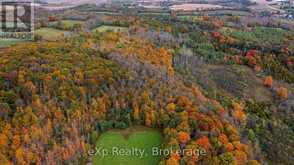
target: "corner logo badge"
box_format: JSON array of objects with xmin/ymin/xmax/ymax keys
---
[{"xmin": 1, "ymin": 1, "xmax": 34, "ymax": 39}]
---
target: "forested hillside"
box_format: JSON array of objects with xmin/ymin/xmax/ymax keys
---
[{"xmin": 0, "ymin": 14, "xmax": 294, "ymax": 165}]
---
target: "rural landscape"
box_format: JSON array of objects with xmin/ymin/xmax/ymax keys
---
[{"xmin": 0, "ymin": 0, "xmax": 294, "ymax": 165}]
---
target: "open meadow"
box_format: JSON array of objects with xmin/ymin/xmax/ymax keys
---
[{"xmin": 93, "ymin": 127, "xmax": 162, "ymax": 165}]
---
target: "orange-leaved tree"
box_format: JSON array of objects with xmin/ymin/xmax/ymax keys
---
[
  {"xmin": 263, "ymin": 76, "xmax": 273, "ymax": 87},
  {"xmin": 178, "ymin": 131, "xmax": 190, "ymax": 144},
  {"xmin": 196, "ymin": 136, "xmax": 211, "ymax": 150}
]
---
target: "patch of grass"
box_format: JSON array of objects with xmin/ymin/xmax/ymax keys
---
[
  {"xmin": 93, "ymin": 127, "xmax": 162, "ymax": 165},
  {"xmin": 226, "ymin": 27, "xmax": 287, "ymax": 46},
  {"xmin": 92, "ymin": 25, "xmax": 128, "ymax": 33},
  {"xmin": 35, "ymin": 28, "xmax": 68, "ymax": 41}
]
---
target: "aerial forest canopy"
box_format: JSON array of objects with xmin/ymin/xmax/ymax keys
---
[{"xmin": 0, "ymin": 12, "xmax": 294, "ymax": 165}]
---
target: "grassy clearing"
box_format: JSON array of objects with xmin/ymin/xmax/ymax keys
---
[
  {"xmin": 222, "ymin": 27, "xmax": 287, "ymax": 45},
  {"xmin": 92, "ymin": 25, "xmax": 128, "ymax": 33},
  {"xmin": 93, "ymin": 127, "xmax": 162, "ymax": 165},
  {"xmin": 35, "ymin": 28, "xmax": 69, "ymax": 41}
]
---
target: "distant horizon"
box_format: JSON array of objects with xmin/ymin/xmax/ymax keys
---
[{"xmin": 5, "ymin": 0, "xmax": 287, "ymax": 5}]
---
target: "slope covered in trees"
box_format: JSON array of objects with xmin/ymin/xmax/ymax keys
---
[
  {"xmin": 0, "ymin": 31, "xmax": 260, "ymax": 165},
  {"xmin": 1, "ymin": 13, "xmax": 294, "ymax": 165}
]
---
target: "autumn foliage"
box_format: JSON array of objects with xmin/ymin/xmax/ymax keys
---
[
  {"xmin": 178, "ymin": 131, "xmax": 190, "ymax": 144},
  {"xmin": 218, "ymin": 133, "xmax": 229, "ymax": 144},
  {"xmin": 232, "ymin": 102, "xmax": 247, "ymax": 122},
  {"xmin": 263, "ymin": 76, "xmax": 273, "ymax": 87},
  {"xmin": 48, "ymin": 16, "xmax": 57, "ymax": 22},
  {"xmin": 166, "ymin": 103, "xmax": 176, "ymax": 112},
  {"xmin": 166, "ymin": 154, "xmax": 180, "ymax": 165},
  {"xmin": 196, "ymin": 136, "xmax": 211, "ymax": 150},
  {"xmin": 0, "ymin": 18, "xmax": 263, "ymax": 165},
  {"xmin": 276, "ymin": 87, "xmax": 288, "ymax": 99},
  {"xmin": 225, "ymin": 143, "xmax": 234, "ymax": 152}
]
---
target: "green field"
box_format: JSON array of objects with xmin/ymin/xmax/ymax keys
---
[
  {"xmin": 35, "ymin": 28, "xmax": 69, "ymax": 41},
  {"xmin": 0, "ymin": 38, "xmax": 24, "ymax": 48},
  {"xmin": 92, "ymin": 25, "xmax": 128, "ymax": 33},
  {"xmin": 61, "ymin": 20, "xmax": 85, "ymax": 29},
  {"xmin": 93, "ymin": 127, "xmax": 162, "ymax": 165}
]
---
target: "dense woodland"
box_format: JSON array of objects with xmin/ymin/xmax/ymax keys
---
[{"xmin": 0, "ymin": 12, "xmax": 294, "ymax": 165}]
